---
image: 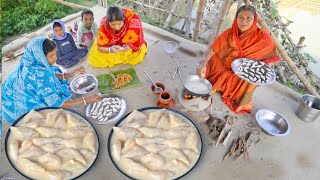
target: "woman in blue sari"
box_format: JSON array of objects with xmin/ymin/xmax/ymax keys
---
[{"xmin": 2, "ymin": 37, "xmax": 101, "ymax": 123}]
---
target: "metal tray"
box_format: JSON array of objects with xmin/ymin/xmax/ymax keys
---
[
  {"xmin": 5, "ymin": 107, "xmax": 100, "ymax": 180},
  {"xmin": 85, "ymin": 94, "xmax": 127, "ymax": 125},
  {"xmin": 231, "ymin": 58, "xmax": 276, "ymax": 85},
  {"xmin": 107, "ymin": 107, "xmax": 203, "ymax": 180}
]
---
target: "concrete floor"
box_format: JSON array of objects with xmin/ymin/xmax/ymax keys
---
[{"xmin": 1, "ymin": 5, "xmax": 320, "ymax": 180}]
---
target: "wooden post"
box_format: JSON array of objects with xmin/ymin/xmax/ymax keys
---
[
  {"xmin": 97, "ymin": 0, "xmax": 107, "ymax": 8},
  {"xmin": 192, "ymin": 0, "xmax": 206, "ymax": 42},
  {"xmin": 51, "ymin": 0, "xmax": 90, "ymax": 9},
  {"xmin": 184, "ymin": 0, "xmax": 194, "ymax": 38},
  {"xmin": 212, "ymin": 0, "xmax": 232, "ymax": 41},
  {"xmin": 163, "ymin": 0, "xmax": 180, "ymax": 28},
  {"xmin": 297, "ymin": 36, "xmax": 306, "ymax": 48},
  {"xmin": 255, "ymin": 12, "xmax": 319, "ymax": 97}
]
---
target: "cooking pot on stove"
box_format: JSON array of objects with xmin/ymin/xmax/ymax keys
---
[{"xmin": 182, "ymin": 75, "xmax": 212, "ymax": 96}]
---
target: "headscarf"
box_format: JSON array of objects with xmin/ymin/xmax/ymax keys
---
[
  {"xmin": 2, "ymin": 37, "xmax": 72, "ymax": 123},
  {"xmin": 97, "ymin": 8, "xmax": 146, "ymax": 52},
  {"xmin": 52, "ymin": 19, "xmax": 68, "ymax": 40}
]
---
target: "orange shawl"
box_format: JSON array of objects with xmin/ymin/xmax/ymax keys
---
[
  {"xmin": 97, "ymin": 8, "xmax": 146, "ymax": 52},
  {"xmin": 205, "ymin": 13, "xmax": 281, "ymax": 114}
]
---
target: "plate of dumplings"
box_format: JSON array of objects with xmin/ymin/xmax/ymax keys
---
[
  {"xmin": 85, "ymin": 94, "xmax": 127, "ymax": 125},
  {"xmin": 108, "ymin": 107, "xmax": 203, "ymax": 180},
  {"xmin": 5, "ymin": 107, "xmax": 99, "ymax": 180}
]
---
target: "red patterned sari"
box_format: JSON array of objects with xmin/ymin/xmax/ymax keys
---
[{"xmin": 205, "ymin": 13, "xmax": 281, "ymax": 114}]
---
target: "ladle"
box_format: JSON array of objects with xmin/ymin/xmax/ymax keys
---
[{"xmin": 144, "ymin": 71, "xmax": 164, "ymax": 93}]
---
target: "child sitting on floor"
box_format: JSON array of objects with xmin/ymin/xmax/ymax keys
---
[
  {"xmin": 69, "ymin": 9, "xmax": 98, "ymax": 47},
  {"xmin": 52, "ymin": 19, "xmax": 88, "ymax": 68}
]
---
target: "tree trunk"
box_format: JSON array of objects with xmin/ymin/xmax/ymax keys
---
[
  {"xmin": 192, "ymin": 0, "xmax": 206, "ymax": 42},
  {"xmin": 212, "ymin": 0, "xmax": 232, "ymax": 42},
  {"xmin": 51, "ymin": 0, "xmax": 90, "ymax": 9},
  {"xmin": 163, "ymin": 0, "xmax": 180, "ymax": 28},
  {"xmin": 184, "ymin": 0, "xmax": 194, "ymax": 38}
]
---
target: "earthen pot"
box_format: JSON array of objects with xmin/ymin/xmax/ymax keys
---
[{"xmin": 151, "ymin": 82, "xmax": 166, "ymax": 94}]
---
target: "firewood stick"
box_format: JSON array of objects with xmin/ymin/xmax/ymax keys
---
[
  {"xmin": 230, "ymin": 139, "xmax": 238, "ymax": 156},
  {"xmin": 223, "ymin": 139, "xmax": 237, "ymax": 161},
  {"xmin": 222, "ymin": 130, "xmax": 232, "ymax": 146},
  {"xmin": 215, "ymin": 129, "xmax": 225, "ymax": 148},
  {"xmin": 241, "ymin": 135, "xmax": 249, "ymax": 159},
  {"xmin": 4, "ymin": 51, "xmax": 25, "ymax": 62},
  {"xmin": 236, "ymin": 138, "xmax": 243, "ymax": 156}
]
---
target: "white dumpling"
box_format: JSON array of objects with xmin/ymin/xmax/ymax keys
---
[
  {"xmin": 33, "ymin": 137, "xmax": 63, "ymax": 146},
  {"xmin": 168, "ymin": 113, "xmax": 189, "ymax": 128},
  {"xmin": 140, "ymin": 153, "xmax": 165, "ymax": 170},
  {"xmin": 37, "ymin": 153, "xmax": 62, "ymax": 170},
  {"xmin": 138, "ymin": 127, "xmax": 164, "ymax": 138},
  {"xmin": 148, "ymin": 170, "xmax": 175, "ymax": 180},
  {"xmin": 163, "ymin": 138, "xmax": 185, "ymax": 149},
  {"xmin": 121, "ymin": 121, "xmax": 143, "ymax": 129},
  {"xmin": 53, "ymin": 115, "xmax": 67, "ymax": 130},
  {"xmin": 21, "ymin": 110, "xmax": 45, "ymax": 123},
  {"xmin": 135, "ymin": 137, "xmax": 166, "ymax": 146},
  {"xmin": 164, "ymin": 127, "xmax": 195, "ymax": 139},
  {"xmin": 149, "ymin": 109, "xmax": 167, "ymax": 127},
  {"xmin": 17, "ymin": 157, "xmax": 45, "ymax": 175},
  {"xmin": 163, "ymin": 160, "xmax": 188, "ymax": 174},
  {"xmin": 113, "ymin": 127, "xmax": 142, "ymax": 142},
  {"xmin": 56, "ymin": 148, "xmax": 86, "ymax": 165},
  {"xmin": 156, "ymin": 115, "xmax": 171, "ymax": 129},
  {"xmin": 125, "ymin": 110, "xmax": 147, "ymax": 123},
  {"xmin": 19, "ymin": 121, "xmax": 40, "ymax": 129},
  {"xmin": 159, "ymin": 149, "xmax": 189, "ymax": 165},
  {"xmin": 61, "ymin": 160, "xmax": 85, "ymax": 172},
  {"xmin": 66, "ymin": 113, "xmax": 87, "ymax": 128},
  {"xmin": 9, "ymin": 140, "xmax": 19, "ymax": 161},
  {"xmin": 79, "ymin": 149, "xmax": 96, "ymax": 163},
  {"xmin": 82, "ymin": 132, "xmax": 96, "ymax": 153},
  {"xmin": 121, "ymin": 139, "xmax": 136, "ymax": 154},
  {"xmin": 112, "ymin": 139, "xmax": 122, "ymax": 162},
  {"xmin": 35, "ymin": 127, "xmax": 61, "ymax": 138},
  {"xmin": 144, "ymin": 144, "xmax": 168, "ymax": 154},
  {"xmin": 19, "ymin": 145, "xmax": 46, "ymax": 160},
  {"xmin": 61, "ymin": 138, "xmax": 82, "ymax": 149},
  {"xmin": 10, "ymin": 126, "xmax": 39, "ymax": 141},
  {"xmin": 41, "ymin": 143, "xmax": 65, "ymax": 153},
  {"xmin": 186, "ymin": 132, "xmax": 199, "ymax": 153},
  {"xmin": 46, "ymin": 170, "xmax": 72, "ymax": 180},
  {"xmin": 18, "ymin": 139, "xmax": 33, "ymax": 154},
  {"xmin": 182, "ymin": 149, "xmax": 199, "ymax": 162},
  {"xmin": 122, "ymin": 146, "xmax": 149, "ymax": 161},
  {"xmin": 119, "ymin": 158, "xmax": 149, "ymax": 179},
  {"xmin": 63, "ymin": 126, "xmax": 91, "ymax": 139},
  {"xmin": 46, "ymin": 109, "xmax": 63, "ymax": 127}
]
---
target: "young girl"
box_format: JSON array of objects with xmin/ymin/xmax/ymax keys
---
[
  {"xmin": 69, "ymin": 9, "xmax": 98, "ymax": 47},
  {"xmin": 52, "ymin": 19, "xmax": 88, "ymax": 68}
]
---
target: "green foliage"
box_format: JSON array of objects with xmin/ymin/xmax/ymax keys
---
[{"xmin": 1, "ymin": 0, "xmax": 77, "ymax": 40}]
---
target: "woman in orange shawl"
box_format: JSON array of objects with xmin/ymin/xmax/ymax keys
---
[
  {"xmin": 197, "ymin": 5, "xmax": 281, "ymax": 114},
  {"xmin": 88, "ymin": 6, "xmax": 147, "ymax": 67}
]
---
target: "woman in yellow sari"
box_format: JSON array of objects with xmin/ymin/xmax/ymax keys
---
[{"xmin": 88, "ymin": 6, "xmax": 147, "ymax": 68}]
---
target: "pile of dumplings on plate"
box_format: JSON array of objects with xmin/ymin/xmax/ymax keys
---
[
  {"xmin": 7, "ymin": 109, "xmax": 98, "ymax": 180},
  {"xmin": 110, "ymin": 109, "xmax": 201, "ymax": 180}
]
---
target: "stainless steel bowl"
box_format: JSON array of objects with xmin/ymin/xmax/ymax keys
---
[
  {"xmin": 70, "ymin": 74, "xmax": 98, "ymax": 95},
  {"xmin": 163, "ymin": 41, "xmax": 179, "ymax": 54},
  {"xmin": 182, "ymin": 75, "xmax": 212, "ymax": 96},
  {"xmin": 255, "ymin": 109, "xmax": 290, "ymax": 136}
]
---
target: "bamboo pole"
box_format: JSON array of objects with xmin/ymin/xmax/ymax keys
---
[
  {"xmin": 163, "ymin": 0, "xmax": 180, "ymax": 28},
  {"xmin": 212, "ymin": 0, "xmax": 232, "ymax": 41},
  {"xmin": 250, "ymin": 5, "xmax": 320, "ymax": 97},
  {"xmin": 184, "ymin": 0, "xmax": 194, "ymax": 38},
  {"xmin": 51, "ymin": 0, "xmax": 90, "ymax": 9},
  {"xmin": 192, "ymin": 0, "xmax": 206, "ymax": 42}
]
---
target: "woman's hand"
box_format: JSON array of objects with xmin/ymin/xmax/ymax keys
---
[
  {"xmin": 84, "ymin": 94, "xmax": 102, "ymax": 104},
  {"xmin": 197, "ymin": 60, "xmax": 208, "ymax": 78},
  {"xmin": 111, "ymin": 45, "xmax": 123, "ymax": 53},
  {"xmin": 72, "ymin": 66, "xmax": 86, "ymax": 76},
  {"xmin": 121, "ymin": 44, "xmax": 131, "ymax": 52}
]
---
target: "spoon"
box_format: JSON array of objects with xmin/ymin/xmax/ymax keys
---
[{"xmin": 143, "ymin": 71, "xmax": 163, "ymax": 93}]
